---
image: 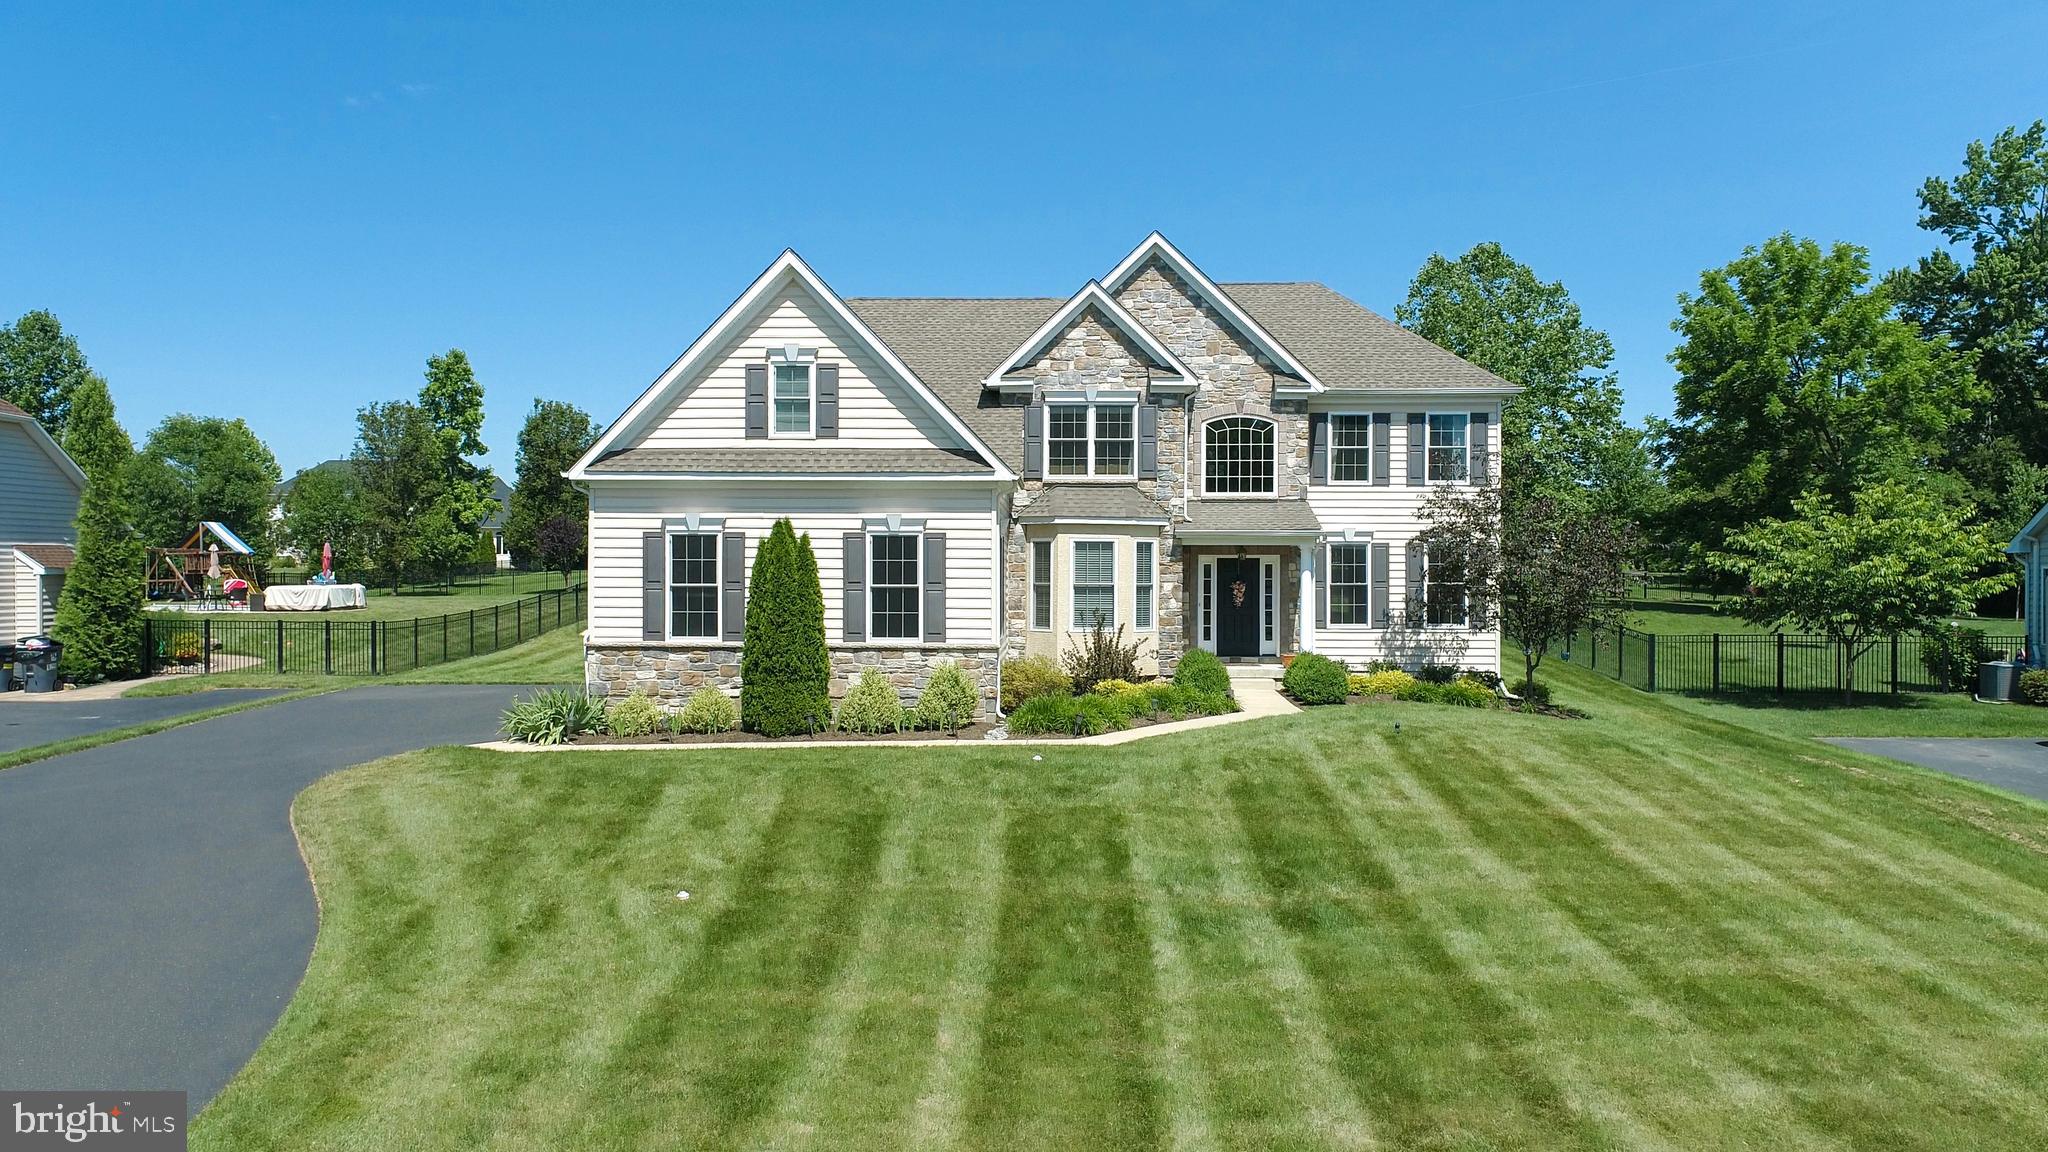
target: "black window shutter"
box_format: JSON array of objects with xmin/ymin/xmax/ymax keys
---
[
  {"xmin": 923, "ymin": 532, "xmax": 947, "ymax": 643},
  {"xmin": 642, "ymin": 531, "xmax": 665, "ymax": 641},
  {"xmin": 744, "ymin": 363, "xmax": 769, "ymax": 439},
  {"xmin": 1372, "ymin": 413, "xmax": 1391, "ymax": 486},
  {"xmin": 1406, "ymin": 412, "xmax": 1426, "ymax": 485},
  {"xmin": 841, "ymin": 532, "xmax": 866, "ymax": 642},
  {"xmin": 721, "ymin": 531, "xmax": 745, "ymax": 642},
  {"xmin": 1469, "ymin": 410, "xmax": 1489, "ymax": 482},
  {"xmin": 1315, "ymin": 546, "xmax": 1328, "ymax": 630},
  {"xmin": 816, "ymin": 363, "xmax": 840, "ymax": 438},
  {"xmin": 1406, "ymin": 541, "xmax": 1426, "ymax": 621},
  {"xmin": 1308, "ymin": 413, "xmax": 1328, "ymax": 485},
  {"xmin": 1137, "ymin": 404, "xmax": 1158, "ymax": 479},
  {"xmin": 1023, "ymin": 402, "xmax": 1044, "ymax": 479},
  {"xmin": 1371, "ymin": 542, "xmax": 1391, "ymax": 627}
]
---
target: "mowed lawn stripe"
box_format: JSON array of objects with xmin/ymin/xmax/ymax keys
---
[{"xmin": 905, "ymin": 802, "xmax": 1007, "ymax": 1151}]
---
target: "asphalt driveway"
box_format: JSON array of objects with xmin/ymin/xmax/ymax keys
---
[
  {"xmin": 0, "ymin": 684, "xmax": 531, "ymax": 1117},
  {"xmin": 0, "ymin": 689, "xmax": 283, "ymax": 754},
  {"xmin": 1825, "ymin": 737, "xmax": 2048, "ymax": 804}
]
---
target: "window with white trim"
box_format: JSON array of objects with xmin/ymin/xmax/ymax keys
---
[
  {"xmin": 1423, "ymin": 542, "xmax": 1468, "ymax": 626},
  {"xmin": 772, "ymin": 362, "xmax": 814, "ymax": 436},
  {"xmin": 1330, "ymin": 414, "xmax": 1371, "ymax": 482},
  {"xmin": 1030, "ymin": 539, "xmax": 1052, "ymax": 630},
  {"xmin": 1047, "ymin": 401, "xmax": 1136, "ymax": 477},
  {"xmin": 1135, "ymin": 540, "xmax": 1154, "ymax": 630},
  {"xmin": 1071, "ymin": 540, "xmax": 1116, "ymax": 629},
  {"xmin": 869, "ymin": 533, "xmax": 921, "ymax": 639},
  {"xmin": 1328, "ymin": 543, "xmax": 1369, "ymax": 626},
  {"xmin": 1427, "ymin": 413, "xmax": 1468, "ymax": 482},
  {"xmin": 1204, "ymin": 416, "xmax": 1275, "ymax": 494},
  {"xmin": 669, "ymin": 533, "xmax": 720, "ymax": 639}
]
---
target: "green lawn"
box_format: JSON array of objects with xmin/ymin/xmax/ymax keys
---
[
  {"xmin": 1623, "ymin": 583, "xmax": 2024, "ymax": 638},
  {"xmin": 162, "ymin": 571, "xmax": 584, "ymax": 623},
  {"xmin": 194, "ymin": 660, "xmax": 2048, "ymax": 1150},
  {"xmin": 124, "ymin": 621, "xmax": 583, "ymax": 697}
]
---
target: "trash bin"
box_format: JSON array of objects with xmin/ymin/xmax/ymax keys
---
[
  {"xmin": 16, "ymin": 635, "xmax": 61, "ymax": 693},
  {"xmin": 0, "ymin": 642, "xmax": 15, "ymax": 692},
  {"xmin": 1978, "ymin": 659, "xmax": 2018, "ymax": 702}
]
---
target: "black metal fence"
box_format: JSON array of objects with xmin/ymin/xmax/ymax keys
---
[
  {"xmin": 1545, "ymin": 624, "xmax": 2025, "ymax": 697},
  {"xmin": 141, "ymin": 584, "xmax": 585, "ymax": 677}
]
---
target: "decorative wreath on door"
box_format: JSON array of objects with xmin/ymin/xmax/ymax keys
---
[{"xmin": 1230, "ymin": 579, "xmax": 1248, "ymax": 608}]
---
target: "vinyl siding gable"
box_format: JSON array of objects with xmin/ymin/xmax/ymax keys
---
[{"xmin": 0, "ymin": 421, "xmax": 81, "ymax": 543}]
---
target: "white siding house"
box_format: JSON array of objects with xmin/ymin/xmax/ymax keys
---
[
  {"xmin": 0, "ymin": 400, "xmax": 86, "ymax": 639},
  {"xmin": 573, "ymin": 236, "xmax": 1518, "ymax": 712}
]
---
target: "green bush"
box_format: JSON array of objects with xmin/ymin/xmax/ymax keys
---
[
  {"xmin": 836, "ymin": 668, "xmax": 906, "ymax": 734},
  {"xmin": 1351, "ymin": 669, "xmax": 1417, "ymax": 696},
  {"xmin": 913, "ymin": 661, "xmax": 982, "ymax": 730},
  {"xmin": 1415, "ymin": 663, "xmax": 1461, "ymax": 685},
  {"xmin": 1072, "ymin": 693, "xmax": 1133, "ymax": 734},
  {"xmin": 1921, "ymin": 626, "xmax": 1996, "ymax": 689},
  {"xmin": 1173, "ymin": 648, "xmax": 1232, "ymax": 697},
  {"xmin": 674, "ymin": 687, "xmax": 739, "ymax": 734},
  {"xmin": 2018, "ymin": 669, "xmax": 2048, "ymax": 706},
  {"xmin": 605, "ymin": 693, "xmax": 664, "ymax": 738},
  {"xmin": 1282, "ymin": 651, "xmax": 1351, "ymax": 705},
  {"xmin": 501, "ymin": 688, "xmax": 608, "ymax": 744},
  {"xmin": 1006, "ymin": 693, "xmax": 1076, "ymax": 735},
  {"xmin": 1092, "ymin": 678, "xmax": 1150, "ymax": 717},
  {"xmin": 1510, "ymin": 677, "xmax": 1552, "ymax": 706},
  {"xmin": 1398, "ymin": 678, "xmax": 1497, "ymax": 708},
  {"xmin": 740, "ymin": 519, "xmax": 832, "ymax": 736},
  {"xmin": 1000, "ymin": 656, "xmax": 1072, "ymax": 711},
  {"xmin": 1136, "ymin": 681, "xmax": 1235, "ymax": 720},
  {"xmin": 1060, "ymin": 620, "xmax": 1144, "ymax": 692}
]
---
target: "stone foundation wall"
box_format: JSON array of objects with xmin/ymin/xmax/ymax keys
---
[{"xmin": 586, "ymin": 644, "xmax": 1000, "ymax": 714}]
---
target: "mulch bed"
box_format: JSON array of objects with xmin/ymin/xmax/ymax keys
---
[
  {"xmin": 1279, "ymin": 691, "xmax": 1588, "ymax": 720},
  {"xmin": 567, "ymin": 708, "xmax": 1209, "ymax": 746}
]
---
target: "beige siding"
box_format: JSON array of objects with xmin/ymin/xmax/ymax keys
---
[
  {"xmin": 1303, "ymin": 400, "xmax": 1502, "ymax": 673},
  {"xmin": 0, "ymin": 422, "xmax": 81, "ymax": 542},
  {"xmin": 632, "ymin": 287, "xmax": 969, "ymax": 453},
  {"xmin": 586, "ymin": 480, "xmax": 1001, "ymax": 647}
]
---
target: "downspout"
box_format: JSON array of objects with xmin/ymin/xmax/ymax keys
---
[{"xmin": 991, "ymin": 490, "xmax": 1006, "ymax": 719}]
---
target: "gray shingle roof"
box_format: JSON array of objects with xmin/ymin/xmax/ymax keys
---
[
  {"xmin": 586, "ymin": 446, "xmax": 992, "ymax": 475},
  {"xmin": 1016, "ymin": 485, "xmax": 1170, "ymax": 523},
  {"xmin": 1181, "ymin": 499, "xmax": 1323, "ymax": 535},
  {"xmin": 1220, "ymin": 283, "xmax": 1517, "ymax": 393}
]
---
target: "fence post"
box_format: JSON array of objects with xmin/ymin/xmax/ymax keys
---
[
  {"xmin": 1617, "ymin": 628, "xmax": 1625, "ymax": 684},
  {"xmin": 413, "ymin": 621, "xmax": 420, "ymax": 671},
  {"xmin": 276, "ymin": 619, "xmax": 285, "ymax": 674},
  {"xmin": 370, "ymin": 620, "xmax": 379, "ymax": 675},
  {"xmin": 203, "ymin": 618, "xmax": 212, "ymax": 675},
  {"xmin": 324, "ymin": 619, "xmax": 333, "ymax": 674},
  {"xmin": 1776, "ymin": 633, "xmax": 1785, "ymax": 698},
  {"xmin": 468, "ymin": 610, "xmax": 476, "ymax": 657},
  {"xmin": 517, "ymin": 597, "xmax": 524, "ymax": 644},
  {"xmin": 1890, "ymin": 635, "xmax": 1900, "ymax": 695},
  {"xmin": 142, "ymin": 618, "xmax": 153, "ymax": 677},
  {"xmin": 494, "ymin": 603, "xmax": 501, "ymax": 650},
  {"xmin": 1646, "ymin": 632, "xmax": 1657, "ymax": 692},
  {"xmin": 1712, "ymin": 633, "xmax": 1721, "ymax": 695}
]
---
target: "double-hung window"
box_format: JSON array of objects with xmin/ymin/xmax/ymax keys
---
[
  {"xmin": 1030, "ymin": 540, "xmax": 1052, "ymax": 630},
  {"xmin": 1423, "ymin": 543, "xmax": 1468, "ymax": 626},
  {"xmin": 1427, "ymin": 414, "xmax": 1468, "ymax": 482},
  {"xmin": 1047, "ymin": 401, "xmax": 1136, "ymax": 477},
  {"xmin": 1134, "ymin": 541, "xmax": 1155, "ymax": 630},
  {"xmin": 1071, "ymin": 540, "xmax": 1116, "ymax": 630},
  {"xmin": 1328, "ymin": 543, "xmax": 1370, "ymax": 626},
  {"xmin": 1330, "ymin": 415, "xmax": 1371, "ymax": 482},
  {"xmin": 869, "ymin": 533, "xmax": 921, "ymax": 639},
  {"xmin": 669, "ymin": 533, "xmax": 721, "ymax": 639},
  {"xmin": 772, "ymin": 362, "xmax": 814, "ymax": 436}
]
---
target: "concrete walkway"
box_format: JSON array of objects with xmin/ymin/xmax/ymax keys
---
[
  {"xmin": 1824, "ymin": 736, "xmax": 2048, "ymax": 804},
  {"xmin": 0, "ymin": 684, "xmax": 534, "ymax": 1117}
]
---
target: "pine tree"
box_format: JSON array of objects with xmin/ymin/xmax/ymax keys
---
[
  {"xmin": 51, "ymin": 374, "xmax": 144, "ymax": 681},
  {"xmin": 739, "ymin": 519, "xmax": 831, "ymax": 735}
]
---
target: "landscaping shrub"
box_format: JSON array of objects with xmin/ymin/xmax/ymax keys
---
[
  {"xmin": 170, "ymin": 633, "xmax": 204, "ymax": 664},
  {"xmin": 674, "ymin": 687, "xmax": 739, "ymax": 734},
  {"xmin": 1000, "ymin": 656, "xmax": 1071, "ymax": 711},
  {"xmin": 913, "ymin": 661, "xmax": 982, "ymax": 730},
  {"xmin": 605, "ymin": 693, "xmax": 664, "ymax": 738},
  {"xmin": 1006, "ymin": 693, "xmax": 1076, "ymax": 735},
  {"xmin": 1921, "ymin": 626, "xmax": 1996, "ymax": 689},
  {"xmin": 1510, "ymin": 677, "xmax": 1553, "ymax": 706},
  {"xmin": 2019, "ymin": 669, "xmax": 2048, "ymax": 706},
  {"xmin": 1415, "ymin": 663, "xmax": 1461, "ymax": 684},
  {"xmin": 1060, "ymin": 620, "xmax": 1144, "ymax": 692},
  {"xmin": 1092, "ymin": 678, "xmax": 1150, "ymax": 716},
  {"xmin": 1173, "ymin": 648, "xmax": 1232, "ymax": 697},
  {"xmin": 835, "ymin": 668, "xmax": 906, "ymax": 734},
  {"xmin": 740, "ymin": 519, "xmax": 832, "ymax": 737},
  {"xmin": 1072, "ymin": 693, "xmax": 1133, "ymax": 734},
  {"xmin": 1351, "ymin": 668, "xmax": 1417, "ymax": 696},
  {"xmin": 1282, "ymin": 651, "xmax": 1351, "ymax": 705},
  {"xmin": 1396, "ymin": 678, "xmax": 1497, "ymax": 708},
  {"xmin": 1139, "ymin": 681, "xmax": 1235, "ymax": 720},
  {"xmin": 501, "ymin": 688, "xmax": 608, "ymax": 745}
]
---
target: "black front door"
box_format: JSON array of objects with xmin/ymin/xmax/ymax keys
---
[{"xmin": 1215, "ymin": 558, "xmax": 1259, "ymax": 658}]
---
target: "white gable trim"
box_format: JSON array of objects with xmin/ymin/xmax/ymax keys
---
[
  {"xmin": 570, "ymin": 249, "xmax": 1015, "ymax": 482},
  {"xmin": 0, "ymin": 408, "xmax": 88, "ymax": 491},
  {"xmin": 2009, "ymin": 501, "xmax": 2048, "ymax": 554},
  {"xmin": 1103, "ymin": 231, "xmax": 1325, "ymax": 393},
  {"xmin": 981, "ymin": 281, "xmax": 1195, "ymax": 390}
]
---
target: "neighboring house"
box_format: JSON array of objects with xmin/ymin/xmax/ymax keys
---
[
  {"xmin": 0, "ymin": 399, "xmax": 87, "ymax": 639},
  {"xmin": 571, "ymin": 234, "xmax": 1519, "ymax": 710},
  {"xmin": 2007, "ymin": 505, "xmax": 2048, "ymax": 665},
  {"xmin": 273, "ymin": 461, "xmax": 513, "ymax": 568}
]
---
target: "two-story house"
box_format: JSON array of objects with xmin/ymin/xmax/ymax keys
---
[
  {"xmin": 571, "ymin": 234, "xmax": 1518, "ymax": 711},
  {"xmin": 0, "ymin": 399, "xmax": 86, "ymax": 640}
]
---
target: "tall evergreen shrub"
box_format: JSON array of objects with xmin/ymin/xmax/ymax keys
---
[
  {"xmin": 739, "ymin": 518, "xmax": 831, "ymax": 735},
  {"xmin": 52, "ymin": 374, "xmax": 144, "ymax": 681}
]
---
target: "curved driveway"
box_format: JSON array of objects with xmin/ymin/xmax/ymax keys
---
[{"xmin": 0, "ymin": 684, "xmax": 533, "ymax": 1116}]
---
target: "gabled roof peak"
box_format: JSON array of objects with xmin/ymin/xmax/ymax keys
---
[
  {"xmin": 981, "ymin": 280, "xmax": 1195, "ymax": 389},
  {"xmin": 1103, "ymin": 232, "xmax": 1326, "ymax": 392}
]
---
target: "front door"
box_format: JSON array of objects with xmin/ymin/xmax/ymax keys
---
[{"xmin": 1214, "ymin": 558, "xmax": 1259, "ymax": 658}]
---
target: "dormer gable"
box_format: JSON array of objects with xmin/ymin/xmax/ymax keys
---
[
  {"xmin": 981, "ymin": 281, "xmax": 1195, "ymax": 396},
  {"xmin": 1104, "ymin": 232, "xmax": 1325, "ymax": 394}
]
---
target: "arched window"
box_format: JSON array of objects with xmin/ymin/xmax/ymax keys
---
[{"xmin": 1203, "ymin": 416, "xmax": 1275, "ymax": 494}]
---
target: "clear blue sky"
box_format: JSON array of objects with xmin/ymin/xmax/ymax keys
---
[{"xmin": 4, "ymin": 2, "xmax": 2043, "ymax": 476}]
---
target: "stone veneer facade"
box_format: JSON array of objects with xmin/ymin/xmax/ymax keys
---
[{"xmin": 587, "ymin": 645, "xmax": 1001, "ymax": 714}]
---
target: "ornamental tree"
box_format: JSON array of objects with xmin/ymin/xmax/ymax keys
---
[
  {"xmin": 739, "ymin": 519, "xmax": 830, "ymax": 736},
  {"xmin": 508, "ymin": 399, "xmax": 598, "ymax": 564},
  {"xmin": 1709, "ymin": 482, "xmax": 2012, "ymax": 702},
  {"xmin": 536, "ymin": 513, "xmax": 585, "ymax": 586}
]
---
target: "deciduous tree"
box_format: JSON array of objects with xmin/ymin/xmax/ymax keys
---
[
  {"xmin": 51, "ymin": 374, "xmax": 143, "ymax": 681},
  {"xmin": 0, "ymin": 309, "xmax": 91, "ymax": 440},
  {"xmin": 508, "ymin": 400, "xmax": 598, "ymax": 564},
  {"xmin": 125, "ymin": 414, "xmax": 282, "ymax": 559},
  {"xmin": 281, "ymin": 464, "xmax": 366, "ymax": 576},
  {"xmin": 351, "ymin": 401, "xmax": 439, "ymax": 591},
  {"xmin": 536, "ymin": 513, "xmax": 585, "ymax": 586}
]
